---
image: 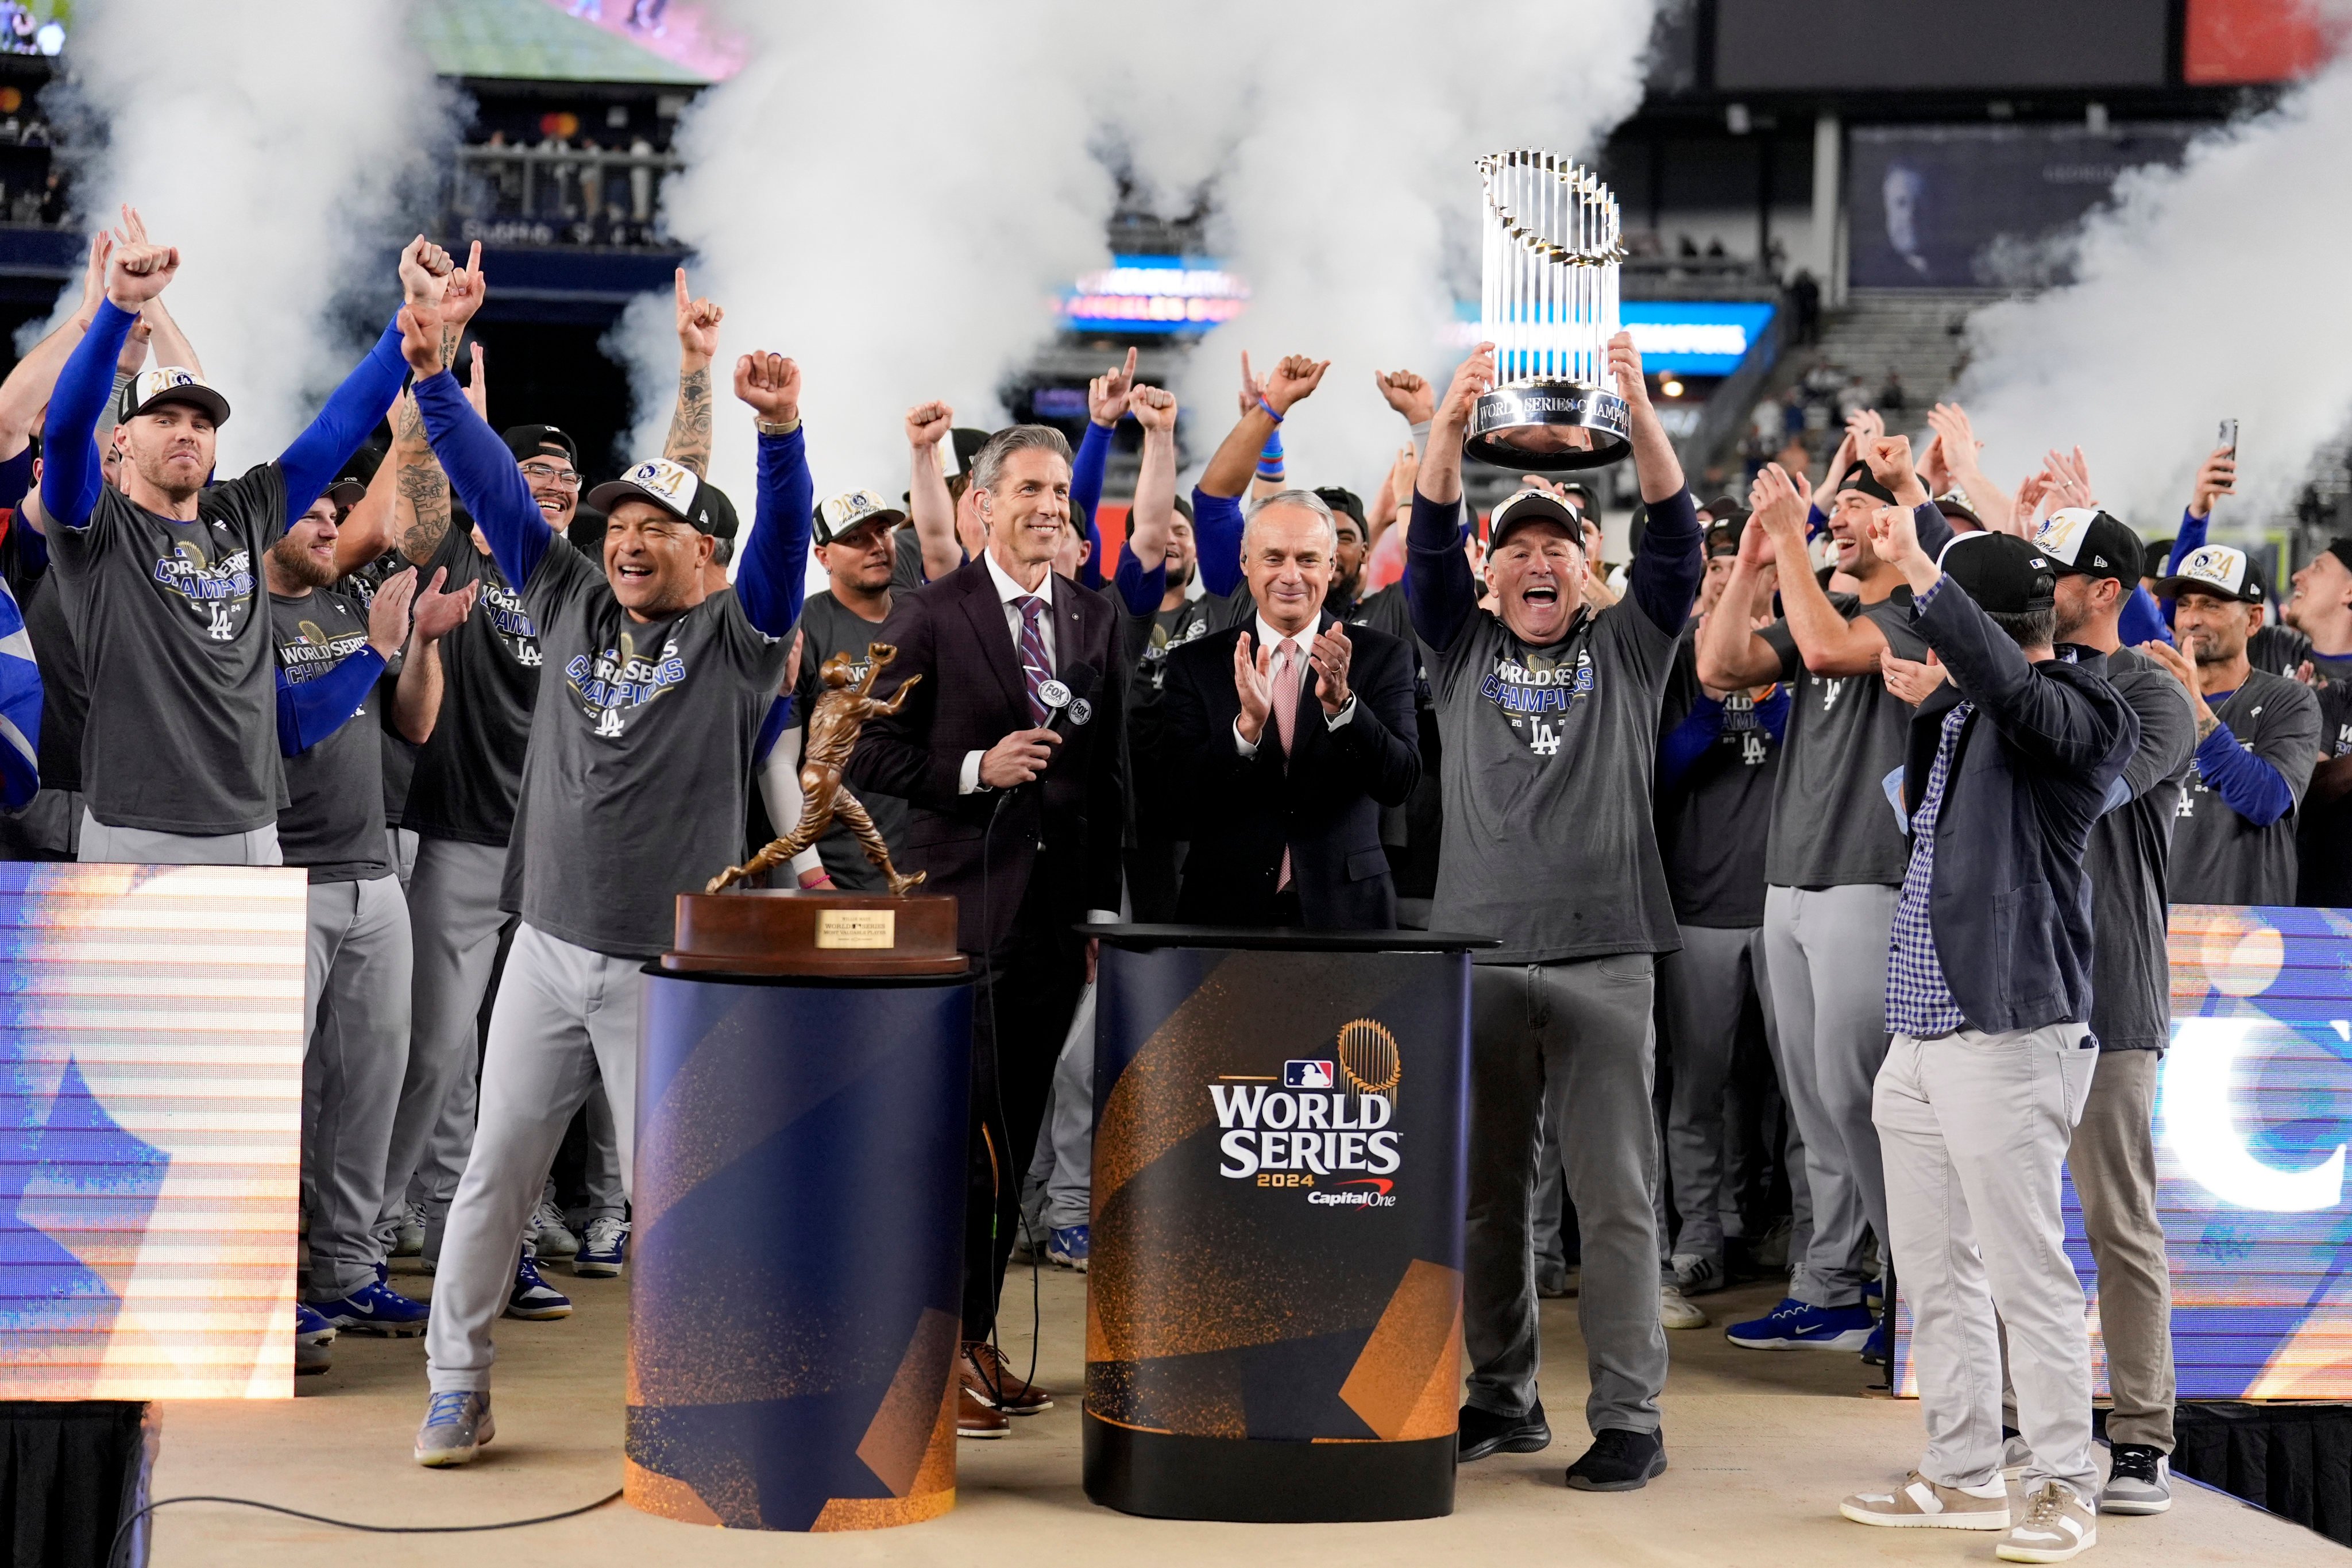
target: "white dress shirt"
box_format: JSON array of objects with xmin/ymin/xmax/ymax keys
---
[
  {"xmin": 960, "ymin": 551, "xmax": 1057, "ymax": 795},
  {"xmin": 1234, "ymin": 612, "xmax": 1355, "ymax": 757}
]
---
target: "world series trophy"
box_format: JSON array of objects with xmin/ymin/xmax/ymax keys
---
[{"xmin": 1463, "ymin": 149, "xmax": 1632, "ymax": 472}]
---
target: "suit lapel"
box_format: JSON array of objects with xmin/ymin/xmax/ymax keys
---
[
  {"xmin": 955, "ymin": 565, "xmax": 1029, "ymax": 717},
  {"xmin": 1056, "ymin": 576, "xmax": 1084, "ymax": 678}
]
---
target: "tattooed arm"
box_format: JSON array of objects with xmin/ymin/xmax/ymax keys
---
[{"xmin": 664, "ymin": 267, "xmax": 722, "ymax": 477}]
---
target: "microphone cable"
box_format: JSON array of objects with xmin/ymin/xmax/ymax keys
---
[{"xmin": 109, "ymin": 1488, "xmax": 622, "ymax": 1568}]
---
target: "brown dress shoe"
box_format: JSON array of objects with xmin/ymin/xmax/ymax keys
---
[
  {"xmin": 961, "ymin": 1339, "xmax": 1053, "ymax": 1415},
  {"xmin": 956, "ymin": 1383, "xmax": 1009, "ymax": 1439}
]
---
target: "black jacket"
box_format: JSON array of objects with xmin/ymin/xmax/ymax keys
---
[
  {"xmin": 848, "ymin": 557, "xmax": 1126, "ymax": 954},
  {"xmin": 1902, "ymin": 582, "xmax": 2137, "ymax": 1034},
  {"xmin": 1161, "ymin": 613, "xmax": 1420, "ymax": 929}
]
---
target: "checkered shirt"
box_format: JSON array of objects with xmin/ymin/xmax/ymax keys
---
[{"xmin": 1885, "ymin": 696, "xmax": 1971, "ymax": 1038}]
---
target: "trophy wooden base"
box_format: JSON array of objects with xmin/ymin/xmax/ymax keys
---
[{"xmin": 663, "ymin": 890, "xmax": 968, "ymax": 978}]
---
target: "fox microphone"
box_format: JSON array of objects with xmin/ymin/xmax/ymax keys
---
[{"xmin": 1036, "ymin": 662, "xmax": 1102, "ymax": 739}]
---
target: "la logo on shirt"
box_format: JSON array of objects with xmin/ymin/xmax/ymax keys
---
[
  {"xmin": 565, "ymin": 628, "xmax": 686, "ymax": 738},
  {"xmin": 1480, "ymin": 644, "xmax": 1594, "ymax": 758}
]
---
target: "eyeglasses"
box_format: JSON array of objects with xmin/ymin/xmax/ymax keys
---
[{"xmin": 519, "ymin": 461, "xmax": 581, "ymax": 488}]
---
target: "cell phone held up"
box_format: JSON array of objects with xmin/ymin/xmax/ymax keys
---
[{"xmin": 2219, "ymin": 418, "xmax": 2239, "ymax": 459}]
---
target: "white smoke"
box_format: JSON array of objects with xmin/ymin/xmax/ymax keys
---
[
  {"xmin": 40, "ymin": 0, "xmax": 449, "ymax": 472},
  {"xmin": 1106, "ymin": 3, "xmax": 1661, "ymax": 496},
  {"xmin": 612, "ymin": 0, "xmax": 1116, "ymax": 514},
  {"xmin": 1953, "ymin": 43, "xmax": 2352, "ymax": 540},
  {"xmin": 622, "ymin": 1, "xmax": 1662, "ymax": 513}
]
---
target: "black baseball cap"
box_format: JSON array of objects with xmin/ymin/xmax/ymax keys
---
[
  {"xmin": 586, "ymin": 458, "xmax": 735, "ymax": 536},
  {"xmin": 2142, "ymin": 538, "xmax": 2175, "ymax": 581},
  {"xmin": 2325, "ymin": 537, "xmax": 2352, "ymax": 573},
  {"xmin": 1488, "ymin": 489, "xmax": 1584, "ymax": 549},
  {"xmin": 1835, "ymin": 460, "xmax": 1897, "ymax": 507},
  {"xmin": 1700, "ymin": 494, "xmax": 1743, "ymax": 523},
  {"xmin": 118, "ymin": 366, "xmax": 230, "ymax": 427},
  {"xmin": 501, "ymin": 424, "xmax": 578, "ymax": 465},
  {"xmin": 1937, "ymin": 532, "xmax": 2056, "ymax": 615},
  {"xmin": 2033, "ymin": 508, "xmax": 2142, "ymax": 585},
  {"xmin": 949, "ymin": 427, "xmax": 991, "ymax": 478},
  {"xmin": 1704, "ymin": 517, "xmax": 1744, "ymax": 558},
  {"xmin": 1934, "ymin": 496, "xmax": 1984, "ymax": 533},
  {"xmin": 1314, "ymin": 486, "xmax": 1366, "ymax": 531},
  {"xmin": 2158, "ymin": 544, "xmax": 2266, "ymax": 605}
]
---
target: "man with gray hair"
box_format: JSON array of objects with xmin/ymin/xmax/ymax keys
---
[
  {"xmin": 1159, "ymin": 488, "xmax": 1419, "ymax": 927},
  {"xmin": 850, "ymin": 423, "xmax": 1127, "ymax": 1440}
]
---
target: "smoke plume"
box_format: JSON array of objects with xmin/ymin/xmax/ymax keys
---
[
  {"xmin": 1106, "ymin": 3, "xmax": 1660, "ymax": 496},
  {"xmin": 40, "ymin": 0, "xmax": 448, "ymax": 472},
  {"xmin": 624, "ymin": 1, "xmax": 1663, "ymax": 514},
  {"xmin": 1953, "ymin": 44, "xmax": 2352, "ymax": 538},
  {"xmin": 613, "ymin": 0, "xmax": 1116, "ymax": 514}
]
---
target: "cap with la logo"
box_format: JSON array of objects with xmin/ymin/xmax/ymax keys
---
[
  {"xmin": 2033, "ymin": 507, "xmax": 2143, "ymax": 585},
  {"xmin": 2157, "ymin": 542, "xmax": 2267, "ymax": 605},
  {"xmin": 118, "ymin": 366, "xmax": 230, "ymax": 427},
  {"xmin": 587, "ymin": 457, "xmax": 739, "ymax": 538}
]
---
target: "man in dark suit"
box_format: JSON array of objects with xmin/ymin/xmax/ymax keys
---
[
  {"xmin": 1161, "ymin": 489, "xmax": 1419, "ymax": 928},
  {"xmin": 848, "ymin": 424, "xmax": 1125, "ymax": 1440}
]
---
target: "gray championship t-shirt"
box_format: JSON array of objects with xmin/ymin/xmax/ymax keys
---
[
  {"xmin": 2086, "ymin": 647, "xmax": 2196, "ymax": 1052},
  {"xmin": 1760, "ymin": 590, "xmax": 1928, "ymax": 889},
  {"xmin": 1657, "ymin": 627, "xmax": 1781, "ymax": 929},
  {"xmin": 48, "ymin": 466, "xmax": 288, "ymax": 834},
  {"xmin": 403, "ymin": 527, "xmax": 543, "ymax": 847},
  {"xmin": 269, "ymin": 588, "xmax": 391, "ymax": 884},
  {"xmin": 1428, "ymin": 599, "xmax": 1682, "ymax": 964},
  {"xmin": 510, "ymin": 542, "xmax": 791, "ymax": 957},
  {"xmin": 792, "ymin": 589, "xmax": 909, "ymax": 891},
  {"xmin": 2298, "ymin": 678, "xmax": 2352, "ymax": 906},
  {"xmin": 2169, "ymin": 669, "xmax": 2321, "ymax": 906}
]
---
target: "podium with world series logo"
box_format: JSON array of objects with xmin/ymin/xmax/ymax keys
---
[{"xmin": 1083, "ymin": 926, "xmax": 1490, "ymax": 1522}]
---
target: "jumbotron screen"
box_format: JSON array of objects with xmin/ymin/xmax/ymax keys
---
[
  {"xmin": 0, "ymin": 864, "xmax": 306, "ymax": 1400},
  {"xmin": 1895, "ymin": 905, "xmax": 2352, "ymax": 1400}
]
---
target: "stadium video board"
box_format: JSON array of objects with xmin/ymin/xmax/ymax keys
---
[{"xmin": 0, "ymin": 864, "xmax": 306, "ymax": 1399}]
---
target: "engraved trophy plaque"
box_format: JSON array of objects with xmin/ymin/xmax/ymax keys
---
[{"xmin": 1463, "ymin": 150, "xmax": 1631, "ymax": 472}]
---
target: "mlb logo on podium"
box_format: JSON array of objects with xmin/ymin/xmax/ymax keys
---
[{"xmin": 1284, "ymin": 1060, "xmax": 1334, "ymax": 1089}]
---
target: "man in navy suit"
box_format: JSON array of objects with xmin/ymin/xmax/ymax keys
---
[
  {"xmin": 1160, "ymin": 489, "xmax": 1419, "ymax": 928},
  {"xmin": 849, "ymin": 424, "xmax": 1125, "ymax": 1439}
]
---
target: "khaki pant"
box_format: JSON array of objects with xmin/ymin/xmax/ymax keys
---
[
  {"xmin": 1875, "ymin": 1024, "xmax": 2099, "ymax": 1503},
  {"xmin": 2000, "ymin": 1049, "xmax": 2173, "ymax": 1453}
]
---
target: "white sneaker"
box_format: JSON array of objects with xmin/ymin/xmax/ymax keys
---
[
  {"xmin": 1998, "ymin": 1481, "xmax": 2097, "ymax": 1562},
  {"xmin": 392, "ymin": 1199, "xmax": 427, "ymax": 1258},
  {"xmin": 529, "ymin": 1195, "xmax": 579, "ymax": 1258},
  {"xmin": 1669, "ymin": 1252, "xmax": 1724, "ymax": 1296},
  {"xmin": 1841, "ymin": 1470, "xmax": 2010, "ymax": 1530},
  {"xmin": 1660, "ymin": 1282, "xmax": 1708, "ymax": 1330}
]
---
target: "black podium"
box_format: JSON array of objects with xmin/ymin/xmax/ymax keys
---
[{"xmin": 1082, "ymin": 925, "xmax": 1489, "ymax": 1523}]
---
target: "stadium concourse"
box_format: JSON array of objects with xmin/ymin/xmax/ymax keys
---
[{"xmin": 146, "ymin": 1266, "xmax": 2333, "ymax": 1563}]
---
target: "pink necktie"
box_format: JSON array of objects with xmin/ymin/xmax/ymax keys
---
[{"xmin": 1273, "ymin": 639, "xmax": 1300, "ymax": 891}]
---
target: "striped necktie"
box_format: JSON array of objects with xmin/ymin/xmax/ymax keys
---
[{"xmin": 1016, "ymin": 595, "xmax": 1052, "ymax": 726}]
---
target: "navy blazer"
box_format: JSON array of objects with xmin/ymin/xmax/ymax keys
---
[
  {"xmin": 847, "ymin": 557, "xmax": 1126, "ymax": 954},
  {"xmin": 1160, "ymin": 613, "xmax": 1420, "ymax": 929},
  {"xmin": 1902, "ymin": 582, "xmax": 2138, "ymax": 1035}
]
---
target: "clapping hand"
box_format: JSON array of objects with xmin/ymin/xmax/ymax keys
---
[
  {"xmin": 366, "ymin": 567, "xmax": 418, "ymax": 658},
  {"xmin": 1308, "ymin": 622, "xmax": 1353, "ymax": 716},
  {"xmin": 1233, "ymin": 631, "xmax": 1276, "ymax": 746},
  {"xmin": 1880, "ymin": 647, "xmax": 1948, "ymax": 706},
  {"xmin": 411, "ymin": 566, "xmax": 480, "ymax": 643}
]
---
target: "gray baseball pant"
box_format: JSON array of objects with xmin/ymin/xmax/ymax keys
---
[
  {"xmin": 426, "ymin": 922, "xmax": 642, "ymax": 1393},
  {"xmin": 1464, "ymin": 956, "xmax": 1668, "ymax": 1436},
  {"xmin": 377, "ymin": 836, "xmax": 507, "ymax": 1257},
  {"xmin": 1020, "ymin": 983, "xmax": 1096, "ymax": 1235},
  {"xmin": 1762, "ymin": 883, "xmax": 1897, "ymax": 1308},
  {"xmin": 301, "ymin": 875, "xmax": 412, "ymax": 1300},
  {"xmin": 79, "ymin": 809, "xmax": 281, "ymax": 866},
  {"xmin": 1653, "ymin": 922, "xmax": 1782, "ymax": 1268},
  {"xmin": 1876, "ymin": 1024, "xmax": 2099, "ymax": 1503}
]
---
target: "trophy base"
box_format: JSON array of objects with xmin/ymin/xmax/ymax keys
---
[
  {"xmin": 1465, "ymin": 381, "xmax": 1631, "ymax": 472},
  {"xmin": 665, "ymin": 890, "xmax": 968, "ymax": 978}
]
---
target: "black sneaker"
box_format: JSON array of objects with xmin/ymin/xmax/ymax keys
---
[
  {"xmin": 1566, "ymin": 1427, "xmax": 1668, "ymax": 1492},
  {"xmin": 1458, "ymin": 1400, "xmax": 1551, "ymax": 1462}
]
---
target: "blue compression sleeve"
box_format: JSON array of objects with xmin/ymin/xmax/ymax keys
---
[
  {"xmin": 1192, "ymin": 485, "xmax": 1245, "ymax": 598},
  {"xmin": 277, "ymin": 317, "xmax": 405, "ymax": 519},
  {"xmin": 413, "ymin": 369, "xmax": 549, "ymax": 592},
  {"xmin": 1113, "ymin": 544, "xmax": 1165, "ymax": 617},
  {"xmin": 1658, "ymin": 696, "xmax": 1724, "ymax": 791},
  {"xmin": 2195, "ymin": 719, "xmax": 2294, "ymax": 827},
  {"xmin": 40, "ymin": 298, "xmax": 136, "ymax": 530},
  {"xmin": 1403, "ymin": 487, "xmax": 1477, "ymax": 652},
  {"xmin": 1072, "ymin": 420, "xmax": 1113, "ymax": 590},
  {"xmin": 1628, "ymin": 489, "xmax": 1704, "ymax": 635},
  {"xmin": 753, "ymin": 694, "xmax": 794, "ymax": 767},
  {"xmin": 2117, "ymin": 585, "xmax": 2171, "ymax": 648},
  {"xmin": 739, "ymin": 428, "xmax": 813, "ymax": 640},
  {"xmin": 277, "ymin": 644, "xmax": 385, "ymax": 755},
  {"xmin": 2168, "ymin": 508, "xmax": 2209, "ymax": 577}
]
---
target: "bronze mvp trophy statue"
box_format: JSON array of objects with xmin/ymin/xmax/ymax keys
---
[
  {"xmin": 664, "ymin": 642, "xmax": 965, "ymax": 977},
  {"xmin": 1462, "ymin": 149, "xmax": 1633, "ymax": 472}
]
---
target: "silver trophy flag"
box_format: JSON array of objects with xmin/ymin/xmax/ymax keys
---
[{"xmin": 1464, "ymin": 150, "xmax": 1631, "ymax": 472}]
